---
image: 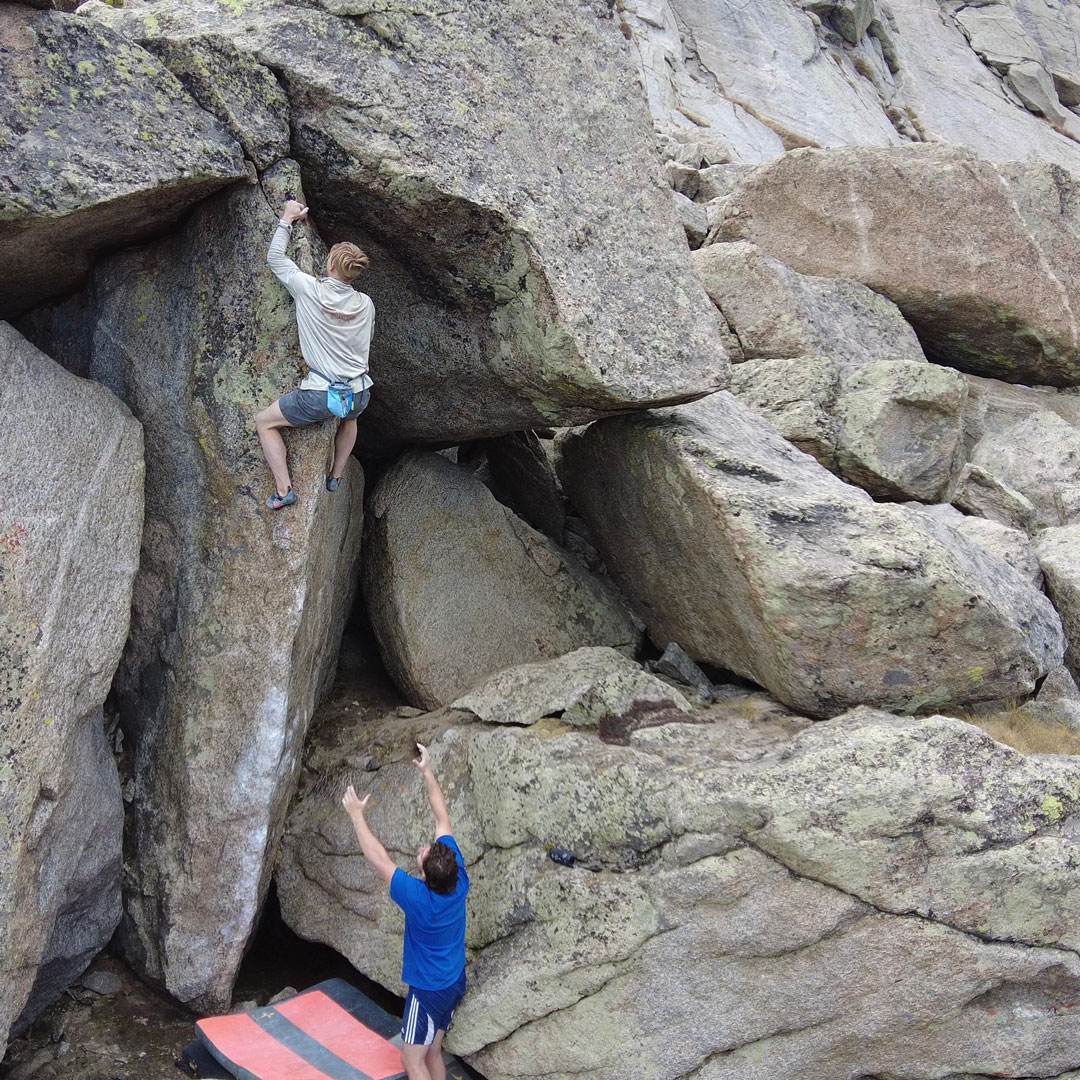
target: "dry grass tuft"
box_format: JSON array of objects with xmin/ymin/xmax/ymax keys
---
[{"xmin": 963, "ymin": 705, "xmax": 1080, "ymax": 756}]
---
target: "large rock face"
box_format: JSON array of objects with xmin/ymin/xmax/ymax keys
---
[
  {"xmin": 716, "ymin": 145, "xmax": 1080, "ymax": 386},
  {"xmin": 277, "ymin": 683, "xmax": 1080, "ymax": 1080},
  {"xmin": 0, "ymin": 324, "xmax": 143, "ymax": 1045},
  {"xmin": 0, "ymin": 5, "xmax": 246, "ymax": 319},
  {"xmin": 557, "ymin": 393, "xmax": 1063, "ymax": 717},
  {"xmin": 17, "ymin": 169, "xmax": 365, "ymax": 1013},
  {"xmin": 85, "ymin": 0, "xmax": 728, "ymax": 443},
  {"xmin": 622, "ymin": 0, "xmax": 1080, "ymax": 169},
  {"xmin": 363, "ymin": 452, "xmax": 641, "ymax": 710}
]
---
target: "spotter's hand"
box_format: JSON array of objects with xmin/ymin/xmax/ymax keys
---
[{"xmin": 342, "ymin": 784, "xmax": 370, "ymax": 819}]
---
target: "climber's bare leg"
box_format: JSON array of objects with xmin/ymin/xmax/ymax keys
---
[
  {"xmin": 255, "ymin": 401, "xmax": 293, "ymax": 497},
  {"xmin": 332, "ymin": 418, "xmax": 358, "ymax": 481}
]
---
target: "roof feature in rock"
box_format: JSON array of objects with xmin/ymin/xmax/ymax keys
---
[
  {"xmin": 83, "ymin": 0, "xmax": 729, "ymax": 440},
  {"xmin": 0, "ymin": 6, "xmax": 246, "ymax": 319}
]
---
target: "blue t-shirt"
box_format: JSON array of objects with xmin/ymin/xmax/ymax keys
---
[{"xmin": 390, "ymin": 834, "xmax": 469, "ymax": 991}]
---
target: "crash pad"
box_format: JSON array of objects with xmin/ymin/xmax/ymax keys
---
[{"xmin": 196, "ymin": 980, "xmax": 405, "ymax": 1080}]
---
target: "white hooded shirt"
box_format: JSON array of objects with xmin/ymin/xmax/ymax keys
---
[{"xmin": 267, "ymin": 221, "xmax": 374, "ymax": 393}]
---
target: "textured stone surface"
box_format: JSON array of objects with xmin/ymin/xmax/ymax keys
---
[
  {"xmin": 970, "ymin": 411, "xmax": 1080, "ymax": 530},
  {"xmin": 909, "ymin": 503, "xmax": 1043, "ymax": 589},
  {"xmin": 622, "ymin": 0, "xmax": 1080, "ymax": 169},
  {"xmin": 717, "ymin": 145, "xmax": 1080, "ymax": 386},
  {"xmin": 278, "ymin": 690, "xmax": 1080, "ymax": 1080},
  {"xmin": 1036, "ymin": 525, "xmax": 1080, "ymax": 681},
  {"xmin": 138, "ymin": 33, "xmax": 290, "ymax": 171},
  {"xmin": 952, "ymin": 463, "xmax": 1038, "ymax": 532},
  {"xmin": 0, "ymin": 324, "xmax": 143, "ymax": 1045},
  {"xmin": 692, "ymin": 241, "xmax": 926, "ymax": 366},
  {"xmin": 960, "ymin": 374, "xmax": 1080, "ymax": 457},
  {"xmin": 557, "ymin": 393, "xmax": 1063, "ymax": 717},
  {"xmin": 17, "ymin": 168, "xmax": 365, "ymax": 1013},
  {"xmin": 451, "ymin": 647, "xmax": 690, "ymax": 730},
  {"xmin": 363, "ymin": 451, "xmax": 641, "ymax": 710},
  {"xmin": 0, "ymin": 5, "xmax": 245, "ymax": 319},
  {"xmin": 729, "ymin": 357, "xmax": 840, "ymax": 467},
  {"xmin": 730, "ymin": 709, "xmax": 1080, "ymax": 951},
  {"xmin": 730, "ymin": 357, "xmax": 967, "ymax": 502},
  {"xmin": 86, "ymin": 0, "xmax": 728, "ymax": 442}
]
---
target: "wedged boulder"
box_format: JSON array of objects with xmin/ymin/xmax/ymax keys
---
[
  {"xmin": 1008, "ymin": 0, "xmax": 1080, "ymax": 105},
  {"xmin": 733, "ymin": 357, "xmax": 966, "ymax": 502},
  {"xmin": 85, "ymin": 0, "xmax": 728, "ymax": 442},
  {"xmin": 716, "ymin": 144, "xmax": 1080, "ymax": 386},
  {"xmin": 0, "ymin": 324, "xmax": 143, "ymax": 1046},
  {"xmin": 969, "ymin": 411, "xmax": 1080, "ymax": 530},
  {"xmin": 673, "ymin": 190, "xmax": 709, "ymax": 248},
  {"xmin": 0, "ymin": 5, "xmax": 246, "ymax": 319},
  {"xmin": 954, "ymin": 3, "xmax": 1080, "ymax": 135},
  {"xmin": 277, "ymin": 688, "xmax": 1080, "ymax": 1080},
  {"xmin": 1040, "ymin": 664, "xmax": 1080, "ymax": 707},
  {"xmin": 363, "ymin": 451, "xmax": 641, "ymax": 711},
  {"xmin": 692, "ymin": 241, "xmax": 926, "ymax": 365},
  {"xmin": 451, "ymin": 647, "xmax": 690, "ymax": 731},
  {"xmin": 1035, "ymin": 525, "xmax": 1080, "ymax": 681},
  {"xmin": 833, "ymin": 361, "xmax": 968, "ymax": 502},
  {"xmin": 557, "ymin": 392, "xmax": 1063, "ymax": 717},
  {"xmin": 1027, "ymin": 662, "xmax": 1080, "ymax": 733},
  {"xmin": 16, "ymin": 167, "xmax": 365, "ymax": 1013}
]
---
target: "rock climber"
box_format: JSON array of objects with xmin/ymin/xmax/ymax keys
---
[
  {"xmin": 342, "ymin": 743, "xmax": 469, "ymax": 1080},
  {"xmin": 255, "ymin": 198, "xmax": 375, "ymax": 510}
]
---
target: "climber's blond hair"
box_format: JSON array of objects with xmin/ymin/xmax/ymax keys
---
[{"xmin": 327, "ymin": 242, "xmax": 369, "ymax": 282}]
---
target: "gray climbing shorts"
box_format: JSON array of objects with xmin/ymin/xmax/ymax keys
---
[{"xmin": 278, "ymin": 387, "xmax": 370, "ymax": 427}]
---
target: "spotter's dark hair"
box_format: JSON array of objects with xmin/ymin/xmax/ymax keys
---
[{"xmin": 423, "ymin": 841, "xmax": 459, "ymax": 895}]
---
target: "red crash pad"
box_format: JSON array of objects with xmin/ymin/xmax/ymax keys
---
[{"xmin": 197, "ymin": 983, "xmax": 405, "ymax": 1080}]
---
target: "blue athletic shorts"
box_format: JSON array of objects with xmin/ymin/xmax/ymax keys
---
[
  {"xmin": 401, "ymin": 973, "xmax": 466, "ymax": 1046},
  {"xmin": 278, "ymin": 386, "xmax": 370, "ymax": 427}
]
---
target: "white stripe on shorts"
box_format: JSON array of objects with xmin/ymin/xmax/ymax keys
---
[{"xmin": 406, "ymin": 996, "xmax": 418, "ymax": 1043}]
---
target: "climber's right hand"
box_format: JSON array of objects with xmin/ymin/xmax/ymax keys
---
[{"xmin": 282, "ymin": 198, "xmax": 309, "ymax": 224}]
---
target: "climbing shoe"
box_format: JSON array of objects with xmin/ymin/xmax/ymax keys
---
[
  {"xmin": 266, "ymin": 488, "xmax": 298, "ymax": 510},
  {"xmin": 326, "ymin": 475, "xmax": 342, "ymax": 492}
]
